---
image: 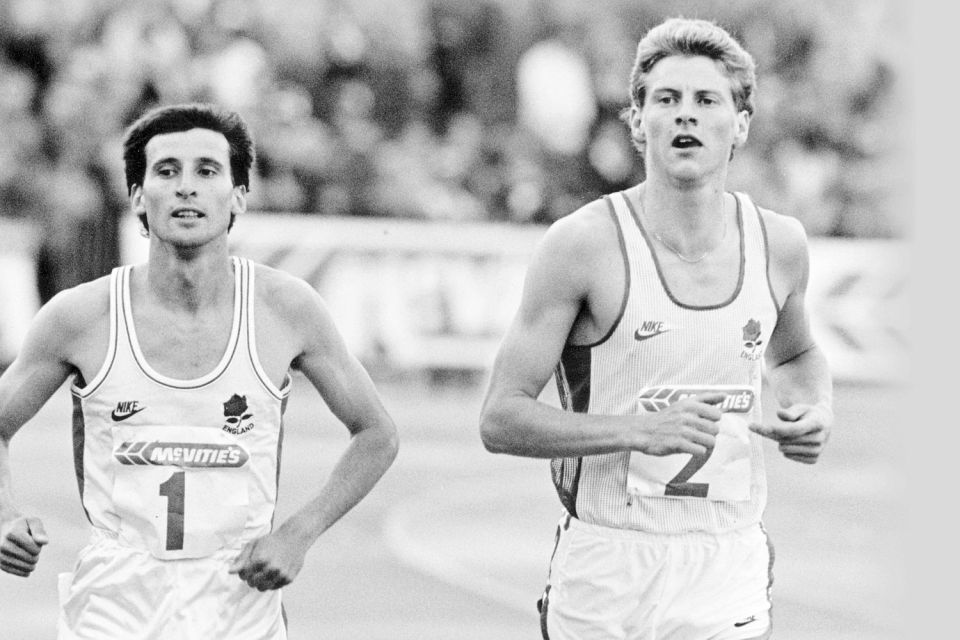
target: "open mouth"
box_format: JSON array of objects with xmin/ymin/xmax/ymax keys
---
[
  {"xmin": 672, "ymin": 135, "xmax": 702, "ymax": 149},
  {"xmin": 172, "ymin": 208, "xmax": 205, "ymax": 219}
]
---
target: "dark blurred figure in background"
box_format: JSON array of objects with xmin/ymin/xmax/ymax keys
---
[{"xmin": 0, "ymin": 0, "xmax": 905, "ymax": 303}]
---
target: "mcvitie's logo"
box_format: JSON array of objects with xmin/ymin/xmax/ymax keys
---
[
  {"xmin": 111, "ymin": 400, "xmax": 146, "ymax": 422},
  {"xmin": 634, "ymin": 320, "xmax": 670, "ymax": 342},
  {"xmin": 222, "ymin": 394, "xmax": 254, "ymax": 435},
  {"xmin": 638, "ymin": 386, "xmax": 755, "ymax": 413},
  {"xmin": 114, "ymin": 441, "xmax": 249, "ymax": 467}
]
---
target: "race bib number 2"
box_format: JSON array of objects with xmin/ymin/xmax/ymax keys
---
[
  {"xmin": 111, "ymin": 426, "xmax": 251, "ymax": 559},
  {"xmin": 627, "ymin": 385, "xmax": 755, "ymax": 501}
]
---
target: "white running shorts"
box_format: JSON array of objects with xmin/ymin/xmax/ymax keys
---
[
  {"xmin": 57, "ymin": 529, "xmax": 287, "ymax": 640},
  {"xmin": 538, "ymin": 514, "xmax": 773, "ymax": 640}
]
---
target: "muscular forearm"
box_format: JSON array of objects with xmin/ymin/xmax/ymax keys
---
[
  {"xmin": 228, "ymin": 416, "xmax": 397, "ymax": 590},
  {"xmin": 480, "ymin": 392, "xmax": 636, "ymax": 459},
  {"xmin": 0, "ymin": 356, "xmax": 73, "ymax": 525},
  {"xmin": 0, "ymin": 441, "xmax": 20, "ymax": 524},
  {"xmin": 767, "ymin": 344, "xmax": 833, "ymax": 413},
  {"xmin": 278, "ymin": 422, "xmax": 398, "ymax": 544},
  {"xmin": 0, "ymin": 435, "xmax": 49, "ymax": 577}
]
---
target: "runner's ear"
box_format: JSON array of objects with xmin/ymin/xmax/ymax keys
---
[{"xmin": 231, "ymin": 185, "xmax": 247, "ymax": 217}]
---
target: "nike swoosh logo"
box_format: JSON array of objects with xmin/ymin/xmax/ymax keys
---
[
  {"xmin": 111, "ymin": 407, "xmax": 146, "ymax": 422},
  {"xmin": 734, "ymin": 616, "xmax": 757, "ymax": 628},
  {"xmin": 634, "ymin": 328, "xmax": 670, "ymax": 342}
]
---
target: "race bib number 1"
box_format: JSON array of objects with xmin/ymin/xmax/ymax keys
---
[
  {"xmin": 111, "ymin": 426, "xmax": 251, "ymax": 559},
  {"xmin": 626, "ymin": 385, "xmax": 755, "ymax": 501}
]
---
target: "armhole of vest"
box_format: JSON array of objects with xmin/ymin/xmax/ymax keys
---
[
  {"xmin": 243, "ymin": 258, "xmax": 291, "ymax": 400},
  {"xmin": 757, "ymin": 201, "xmax": 783, "ymax": 315},
  {"xmin": 740, "ymin": 193, "xmax": 783, "ymax": 315},
  {"xmin": 73, "ymin": 267, "xmax": 123, "ymax": 397},
  {"xmin": 567, "ymin": 194, "xmax": 630, "ymax": 350},
  {"xmin": 554, "ymin": 358, "xmax": 574, "ymax": 411}
]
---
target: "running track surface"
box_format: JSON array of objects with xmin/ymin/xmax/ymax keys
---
[{"xmin": 0, "ymin": 377, "xmax": 905, "ymax": 639}]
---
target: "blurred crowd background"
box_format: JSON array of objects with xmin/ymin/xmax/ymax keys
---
[{"xmin": 0, "ymin": 0, "xmax": 909, "ymax": 301}]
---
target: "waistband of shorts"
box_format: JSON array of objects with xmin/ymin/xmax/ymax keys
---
[
  {"xmin": 562, "ymin": 512, "xmax": 764, "ymax": 543},
  {"xmin": 85, "ymin": 527, "xmax": 247, "ymax": 555}
]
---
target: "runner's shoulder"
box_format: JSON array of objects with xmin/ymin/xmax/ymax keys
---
[
  {"xmin": 36, "ymin": 275, "xmax": 111, "ymax": 342},
  {"xmin": 251, "ymin": 262, "xmax": 323, "ymax": 314},
  {"xmin": 756, "ymin": 205, "xmax": 809, "ymax": 283},
  {"xmin": 540, "ymin": 197, "xmax": 621, "ymax": 263},
  {"xmin": 249, "ymin": 261, "xmax": 337, "ymax": 349}
]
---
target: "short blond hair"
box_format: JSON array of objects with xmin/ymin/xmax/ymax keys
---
[{"xmin": 628, "ymin": 17, "xmax": 757, "ymax": 116}]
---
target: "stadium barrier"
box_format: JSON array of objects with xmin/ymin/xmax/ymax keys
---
[{"xmin": 0, "ymin": 213, "xmax": 909, "ymax": 384}]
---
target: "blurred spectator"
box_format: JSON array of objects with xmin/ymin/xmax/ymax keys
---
[
  {"xmin": 0, "ymin": 0, "xmax": 909, "ymax": 297},
  {"xmin": 516, "ymin": 38, "xmax": 597, "ymax": 156}
]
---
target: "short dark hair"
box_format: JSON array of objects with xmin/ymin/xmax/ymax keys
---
[{"xmin": 122, "ymin": 103, "xmax": 255, "ymax": 195}]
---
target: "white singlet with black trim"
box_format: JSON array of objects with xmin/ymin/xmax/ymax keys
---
[
  {"xmin": 70, "ymin": 256, "xmax": 290, "ymax": 559},
  {"xmin": 552, "ymin": 191, "xmax": 779, "ymax": 534}
]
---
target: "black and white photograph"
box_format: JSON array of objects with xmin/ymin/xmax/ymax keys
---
[{"xmin": 0, "ymin": 1, "xmax": 913, "ymax": 638}]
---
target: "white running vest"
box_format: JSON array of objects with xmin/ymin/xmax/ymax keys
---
[
  {"xmin": 552, "ymin": 191, "xmax": 779, "ymax": 534},
  {"xmin": 70, "ymin": 257, "xmax": 291, "ymax": 559}
]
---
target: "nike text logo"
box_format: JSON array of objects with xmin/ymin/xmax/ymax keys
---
[
  {"xmin": 634, "ymin": 328, "xmax": 670, "ymax": 342},
  {"xmin": 734, "ymin": 615, "xmax": 757, "ymax": 628},
  {"xmin": 111, "ymin": 403, "xmax": 146, "ymax": 422}
]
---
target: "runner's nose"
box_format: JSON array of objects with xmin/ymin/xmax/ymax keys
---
[
  {"xmin": 676, "ymin": 97, "xmax": 697, "ymax": 126},
  {"xmin": 176, "ymin": 175, "xmax": 197, "ymax": 198}
]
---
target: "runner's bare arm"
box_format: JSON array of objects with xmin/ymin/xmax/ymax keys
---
[
  {"xmin": 750, "ymin": 212, "xmax": 833, "ymax": 463},
  {"xmin": 230, "ymin": 278, "xmax": 398, "ymax": 590},
  {"xmin": 0, "ymin": 288, "xmax": 89, "ymax": 575},
  {"xmin": 480, "ymin": 210, "xmax": 720, "ymax": 459}
]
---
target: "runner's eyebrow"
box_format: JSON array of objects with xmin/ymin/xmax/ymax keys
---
[
  {"xmin": 650, "ymin": 87, "xmax": 726, "ymax": 99},
  {"xmin": 149, "ymin": 157, "xmax": 225, "ymax": 170},
  {"xmin": 196, "ymin": 157, "xmax": 225, "ymax": 169},
  {"xmin": 150, "ymin": 157, "xmax": 181, "ymax": 170}
]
